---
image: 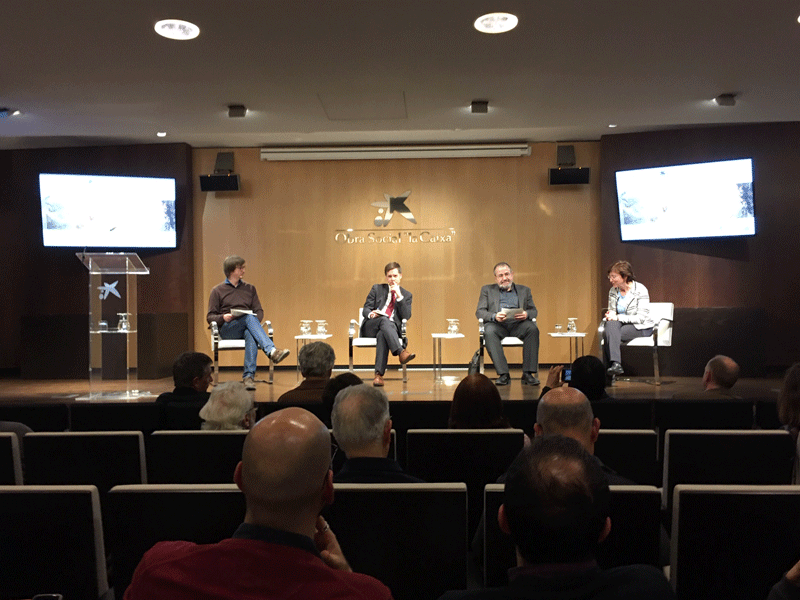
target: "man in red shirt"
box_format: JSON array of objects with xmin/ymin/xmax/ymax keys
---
[{"xmin": 124, "ymin": 407, "xmax": 393, "ymax": 600}]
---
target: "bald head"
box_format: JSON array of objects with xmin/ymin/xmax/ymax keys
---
[
  {"xmin": 704, "ymin": 355, "xmax": 739, "ymax": 390},
  {"xmin": 239, "ymin": 407, "xmax": 331, "ymax": 511},
  {"xmin": 535, "ymin": 387, "xmax": 598, "ymax": 452}
]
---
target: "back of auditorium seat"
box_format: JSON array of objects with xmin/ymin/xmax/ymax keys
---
[
  {"xmin": 483, "ymin": 484, "xmax": 662, "ymax": 587},
  {"xmin": 0, "ymin": 485, "xmax": 108, "ymax": 600},
  {"xmin": 388, "ymin": 401, "xmax": 452, "ymax": 468},
  {"xmin": 663, "ymin": 429, "xmax": 794, "ymax": 512},
  {"xmin": 501, "ymin": 400, "xmax": 538, "ymax": 434},
  {"xmin": 107, "ymin": 483, "xmax": 245, "ymax": 597},
  {"xmin": 591, "ymin": 399, "xmax": 654, "ymax": 429},
  {"xmin": 0, "ymin": 432, "xmax": 22, "ymax": 485},
  {"xmin": 0, "ymin": 403, "xmax": 69, "ymax": 431},
  {"xmin": 24, "ymin": 431, "xmax": 147, "ymax": 492},
  {"xmin": 594, "ymin": 429, "xmax": 660, "ymax": 486},
  {"xmin": 655, "ymin": 398, "xmax": 754, "ymax": 433},
  {"xmin": 328, "ymin": 483, "xmax": 467, "ymax": 600},
  {"xmin": 146, "ymin": 430, "xmax": 247, "ymax": 483},
  {"xmin": 754, "ymin": 398, "xmax": 782, "ymax": 429},
  {"xmin": 671, "ymin": 484, "xmax": 800, "ymax": 600},
  {"xmin": 70, "ymin": 402, "xmax": 161, "ymax": 434},
  {"xmin": 405, "ymin": 428, "xmax": 525, "ymax": 537}
]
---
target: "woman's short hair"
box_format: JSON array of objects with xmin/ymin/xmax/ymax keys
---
[
  {"xmin": 449, "ymin": 374, "xmax": 510, "ymax": 429},
  {"xmin": 607, "ymin": 260, "xmax": 635, "ymax": 283},
  {"xmin": 199, "ymin": 381, "xmax": 253, "ymax": 430},
  {"xmin": 569, "ymin": 355, "xmax": 607, "ymax": 401},
  {"xmin": 778, "ymin": 362, "xmax": 800, "ymax": 429},
  {"xmin": 223, "ymin": 255, "xmax": 245, "ymax": 278}
]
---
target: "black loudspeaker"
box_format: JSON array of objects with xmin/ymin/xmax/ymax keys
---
[
  {"xmin": 556, "ymin": 145, "xmax": 576, "ymax": 166},
  {"xmin": 549, "ymin": 167, "xmax": 590, "ymax": 185},
  {"xmin": 199, "ymin": 174, "xmax": 240, "ymax": 192}
]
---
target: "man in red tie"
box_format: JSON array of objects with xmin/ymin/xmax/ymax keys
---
[{"xmin": 360, "ymin": 262, "xmax": 415, "ymax": 387}]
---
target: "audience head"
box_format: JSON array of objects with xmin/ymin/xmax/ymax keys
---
[
  {"xmin": 199, "ymin": 381, "xmax": 256, "ymax": 430},
  {"xmin": 298, "ymin": 341, "xmax": 336, "ymax": 378},
  {"xmin": 223, "ymin": 255, "xmax": 245, "ymax": 278},
  {"xmin": 331, "ymin": 383, "xmax": 391, "ymax": 457},
  {"xmin": 449, "ymin": 374, "xmax": 510, "ymax": 429},
  {"xmin": 321, "ymin": 372, "xmax": 363, "ymax": 426},
  {"xmin": 607, "ymin": 260, "xmax": 635, "ymax": 283},
  {"xmin": 172, "ymin": 351, "xmax": 213, "ymax": 392},
  {"xmin": 500, "ymin": 434, "xmax": 611, "ymax": 565},
  {"xmin": 703, "ymin": 355, "xmax": 740, "ymax": 390},
  {"xmin": 779, "ymin": 362, "xmax": 800, "ymax": 429},
  {"xmin": 534, "ymin": 387, "xmax": 599, "ymax": 453},
  {"xmin": 568, "ymin": 355, "xmax": 607, "ymax": 401},
  {"xmin": 235, "ymin": 407, "xmax": 333, "ymax": 531}
]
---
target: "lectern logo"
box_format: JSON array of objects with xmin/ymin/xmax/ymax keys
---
[
  {"xmin": 371, "ymin": 190, "xmax": 417, "ymax": 227},
  {"xmin": 98, "ymin": 281, "xmax": 121, "ymax": 300}
]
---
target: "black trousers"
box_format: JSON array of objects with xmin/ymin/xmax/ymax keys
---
[
  {"xmin": 362, "ymin": 316, "xmax": 403, "ymax": 375},
  {"xmin": 484, "ymin": 319, "xmax": 539, "ymax": 376}
]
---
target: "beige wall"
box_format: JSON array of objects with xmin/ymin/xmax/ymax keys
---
[{"xmin": 193, "ymin": 143, "xmax": 602, "ymax": 370}]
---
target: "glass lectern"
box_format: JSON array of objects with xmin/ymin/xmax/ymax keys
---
[{"xmin": 77, "ymin": 252, "xmax": 149, "ymax": 400}]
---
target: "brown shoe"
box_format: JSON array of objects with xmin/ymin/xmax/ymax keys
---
[
  {"xmin": 373, "ymin": 373, "xmax": 384, "ymax": 387},
  {"xmin": 398, "ymin": 349, "xmax": 416, "ymax": 365}
]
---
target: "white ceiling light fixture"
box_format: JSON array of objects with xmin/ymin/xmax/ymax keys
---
[
  {"xmin": 154, "ymin": 19, "xmax": 200, "ymax": 40},
  {"xmin": 156, "ymin": 132, "xmax": 167, "ymax": 137},
  {"xmin": 713, "ymin": 93, "xmax": 737, "ymax": 107},
  {"xmin": 260, "ymin": 143, "xmax": 531, "ymax": 161},
  {"xmin": 474, "ymin": 12, "xmax": 518, "ymax": 34}
]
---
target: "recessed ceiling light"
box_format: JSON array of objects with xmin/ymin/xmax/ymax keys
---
[
  {"xmin": 154, "ymin": 19, "xmax": 200, "ymax": 40},
  {"xmin": 713, "ymin": 93, "xmax": 736, "ymax": 107},
  {"xmin": 157, "ymin": 132, "xmax": 167, "ymax": 137},
  {"xmin": 474, "ymin": 12, "xmax": 518, "ymax": 34},
  {"xmin": 0, "ymin": 107, "xmax": 19, "ymax": 118},
  {"xmin": 608, "ymin": 124, "xmax": 618, "ymax": 128}
]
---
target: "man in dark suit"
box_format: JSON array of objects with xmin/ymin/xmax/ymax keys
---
[
  {"xmin": 476, "ymin": 262, "xmax": 540, "ymax": 386},
  {"xmin": 360, "ymin": 261, "xmax": 415, "ymax": 387}
]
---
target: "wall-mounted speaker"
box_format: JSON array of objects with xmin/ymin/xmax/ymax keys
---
[
  {"xmin": 199, "ymin": 174, "xmax": 240, "ymax": 192},
  {"xmin": 549, "ymin": 167, "xmax": 590, "ymax": 185}
]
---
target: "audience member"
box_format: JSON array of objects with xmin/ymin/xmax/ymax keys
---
[
  {"xmin": 672, "ymin": 355, "xmax": 741, "ymax": 399},
  {"xmin": 277, "ymin": 342, "xmax": 336, "ymax": 403},
  {"xmin": 156, "ymin": 351, "xmax": 213, "ymax": 404},
  {"xmin": 443, "ymin": 435, "xmax": 675, "ymax": 600},
  {"xmin": 125, "ymin": 407, "xmax": 393, "ymax": 599},
  {"xmin": 320, "ymin": 372, "xmax": 363, "ymax": 427},
  {"xmin": 199, "ymin": 381, "xmax": 256, "ymax": 430},
  {"xmin": 539, "ymin": 356, "xmax": 610, "ymax": 402},
  {"xmin": 449, "ymin": 374, "xmax": 511, "ymax": 429},
  {"xmin": 331, "ymin": 383, "xmax": 423, "ymax": 483},
  {"xmin": 769, "ymin": 555, "xmax": 800, "ymax": 600},
  {"xmin": 778, "ymin": 362, "xmax": 800, "ymax": 484}
]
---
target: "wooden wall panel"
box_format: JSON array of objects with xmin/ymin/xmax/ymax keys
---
[{"xmin": 192, "ymin": 143, "xmax": 602, "ymax": 371}]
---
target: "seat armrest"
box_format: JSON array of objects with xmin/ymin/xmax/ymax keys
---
[
  {"xmin": 264, "ymin": 320, "xmax": 273, "ymax": 338},
  {"xmin": 349, "ymin": 319, "xmax": 357, "ymax": 340},
  {"xmin": 210, "ymin": 321, "xmax": 221, "ymax": 342},
  {"xmin": 401, "ymin": 318, "xmax": 408, "ymax": 337},
  {"xmin": 478, "ymin": 318, "xmax": 485, "ymax": 335}
]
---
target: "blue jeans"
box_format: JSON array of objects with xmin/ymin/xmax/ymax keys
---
[{"xmin": 220, "ymin": 314, "xmax": 275, "ymax": 378}]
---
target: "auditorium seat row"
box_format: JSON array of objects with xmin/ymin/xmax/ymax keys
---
[
  {"xmin": 3, "ymin": 482, "xmax": 799, "ymax": 600},
  {"xmin": 0, "ymin": 395, "xmax": 783, "ymax": 434}
]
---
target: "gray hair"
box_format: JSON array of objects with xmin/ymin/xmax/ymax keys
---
[
  {"xmin": 199, "ymin": 381, "xmax": 254, "ymax": 430},
  {"xmin": 331, "ymin": 383, "xmax": 389, "ymax": 452},
  {"xmin": 298, "ymin": 341, "xmax": 336, "ymax": 378},
  {"xmin": 536, "ymin": 391, "xmax": 594, "ymax": 435}
]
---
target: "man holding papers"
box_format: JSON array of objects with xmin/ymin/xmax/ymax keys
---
[
  {"xmin": 476, "ymin": 262, "xmax": 540, "ymax": 386},
  {"xmin": 360, "ymin": 262, "xmax": 415, "ymax": 387},
  {"xmin": 207, "ymin": 255, "xmax": 290, "ymax": 390}
]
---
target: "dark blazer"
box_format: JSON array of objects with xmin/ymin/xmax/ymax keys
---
[
  {"xmin": 360, "ymin": 284, "xmax": 412, "ymax": 335},
  {"xmin": 475, "ymin": 283, "xmax": 537, "ymax": 323}
]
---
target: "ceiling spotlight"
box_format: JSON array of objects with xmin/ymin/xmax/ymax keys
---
[
  {"xmin": 154, "ymin": 19, "xmax": 200, "ymax": 40},
  {"xmin": 156, "ymin": 132, "xmax": 167, "ymax": 137},
  {"xmin": 228, "ymin": 104, "xmax": 247, "ymax": 118},
  {"xmin": 713, "ymin": 93, "xmax": 737, "ymax": 107},
  {"xmin": 474, "ymin": 12, "xmax": 518, "ymax": 34},
  {"xmin": 470, "ymin": 100, "xmax": 489, "ymax": 114}
]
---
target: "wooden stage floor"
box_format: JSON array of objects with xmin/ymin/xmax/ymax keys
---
[{"xmin": 0, "ymin": 366, "xmax": 783, "ymax": 404}]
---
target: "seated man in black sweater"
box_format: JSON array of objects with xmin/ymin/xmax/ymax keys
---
[
  {"xmin": 156, "ymin": 352, "xmax": 213, "ymax": 428},
  {"xmin": 331, "ymin": 383, "xmax": 422, "ymax": 483},
  {"xmin": 442, "ymin": 435, "xmax": 674, "ymax": 600}
]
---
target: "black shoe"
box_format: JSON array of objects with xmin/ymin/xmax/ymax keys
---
[
  {"xmin": 607, "ymin": 362, "xmax": 624, "ymax": 376},
  {"xmin": 495, "ymin": 373, "xmax": 510, "ymax": 386},
  {"xmin": 521, "ymin": 372, "xmax": 540, "ymax": 386}
]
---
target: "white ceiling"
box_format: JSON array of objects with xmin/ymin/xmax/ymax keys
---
[{"xmin": 2, "ymin": 0, "xmax": 799, "ymax": 150}]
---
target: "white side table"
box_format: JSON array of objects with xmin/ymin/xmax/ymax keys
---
[
  {"xmin": 547, "ymin": 332, "xmax": 587, "ymax": 362},
  {"xmin": 431, "ymin": 333, "xmax": 465, "ymax": 383},
  {"xmin": 294, "ymin": 334, "xmax": 333, "ymax": 380}
]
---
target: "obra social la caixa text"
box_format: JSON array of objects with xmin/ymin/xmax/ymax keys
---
[{"xmin": 334, "ymin": 229, "xmax": 456, "ymax": 244}]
